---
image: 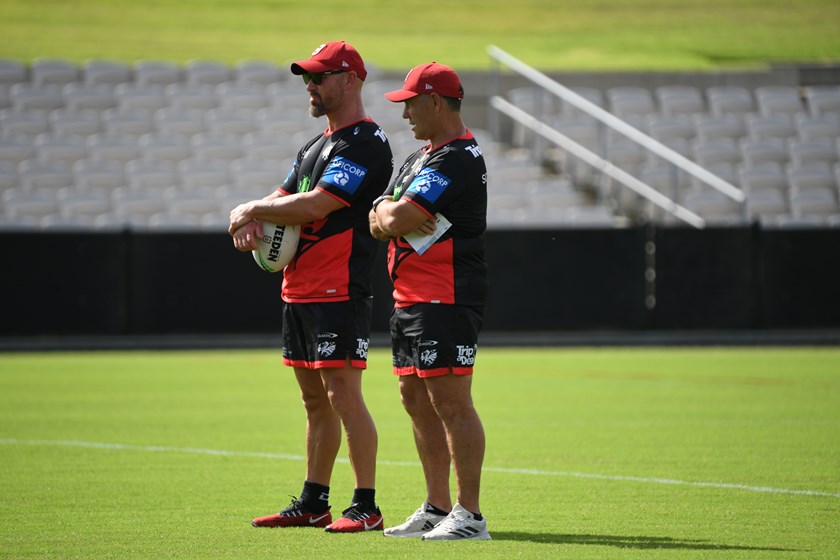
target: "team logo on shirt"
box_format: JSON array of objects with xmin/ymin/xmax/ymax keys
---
[
  {"xmin": 321, "ymin": 156, "xmax": 368, "ymax": 194},
  {"xmin": 408, "ymin": 167, "xmax": 451, "ymax": 203}
]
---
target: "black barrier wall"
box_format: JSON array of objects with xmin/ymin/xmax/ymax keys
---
[{"xmin": 2, "ymin": 227, "xmax": 839, "ymax": 337}]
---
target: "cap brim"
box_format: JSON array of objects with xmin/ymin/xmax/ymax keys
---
[
  {"xmin": 290, "ymin": 60, "xmax": 333, "ymax": 75},
  {"xmin": 384, "ymin": 89, "xmax": 418, "ymax": 102}
]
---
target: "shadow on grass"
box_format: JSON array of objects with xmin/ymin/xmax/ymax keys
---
[{"xmin": 490, "ymin": 532, "xmax": 797, "ymax": 552}]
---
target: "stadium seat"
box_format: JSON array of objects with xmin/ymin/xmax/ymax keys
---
[
  {"xmin": 739, "ymin": 163, "xmax": 787, "ymax": 195},
  {"xmin": 0, "ymin": 109, "xmax": 50, "ymax": 138},
  {"xmin": 745, "ymin": 189, "xmax": 788, "ymax": 222},
  {"xmin": 741, "ymin": 138, "xmax": 789, "ymax": 168},
  {"xmin": 101, "ymin": 109, "xmax": 157, "ymax": 138},
  {"xmin": 137, "ymin": 132, "xmax": 193, "ymax": 165},
  {"xmin": 754, "ymin": 86, "xmax": 804, "ymax": 117},
  {"xmin": 787, "ymin": 162, "xmax": 837, "ymax": 195},
  {"xmin": 191, "ymin": 133, "xmax": 244, "ymax": 164},
  {"xmin": 560, "ymin": 87, "xmax": 605, "ymax": 116},
  {"xmin": 154, "ymin": 107, "xmax": 207, "ymax": 137},
  {"xmin": 147, "ymin": 212, "xmax": 203, "ymax": 230},
  {"xmin": 205, "ymin": 108, "xmax": 259, "ymax": 136},
  {"xmin": 10, "ymin": 84, "xmax": 65, "ymax": 112},
  {"xmin": 683, "ymin": 190, "xmax": 744, "ymax": 224},
  {"xmin": 127, "ymin": 168, "xmax": 180, "ymax": 193},
  {"xmin": 73, "ymin": 160, "xmax": 126, "ymax": 191},
  {"xmin": 49, "ymin": 109, "xmax": 102, "ymax": 138},
  {"xmin": 2, "ymin": 188, "xmax": 59, "ymax": 221},
  {"xmin": 693, "ymin": 114, "xmax": 745, "ymax": 143},
  {"xmin": 790, "ymin": 187, "xmax": 837, "ymax": 217},
  {"xmin": 656, "ymin": 85, "xmax": 705, "ymax": 116},
  {"xmin": 163, "ymin": 190, "xmax": 220, "ymax": 220},
  {"xmin": 0, "ymin": 135, "xmax": 37, "ymax": 166},
  {"xmin": 57, "ymin": 189, "xmax": 112, "ymax": 219},
  {"xmin": 745, "ymin": 114, "xmax": 796, "ymax": 141},
  {"xmin": 795, "ymin": 114, "xmax": 840, "ymax": 141},
  {"xmin": 647, "ymin": 115, "xmax": 696, "ymax": 143},
  {"xmin": 18, "ymin": 160, "xmax": 73, "ymax": 190},
  {"xmin": 185, "ymin": 60, "xmax": 231, "ymax": 87},
  {"xmin": 111, "ymin": 189, "xmax": 165, "ymax": 220},
  {"xmin": 166, "ymin": 84, "xmax": 218, "ymax": 112},
  {"xmin": 133, "ymin": 60, "xmax": 181, "ymax": 88},
  {"xmin": 706, "ymin": 86, "xmax": 754, "ymax": 117},
  {"xmin": 693, "ymin": 138, "xmax": 741, "ymax": 167},
  {"xmin": 803, "ymin": 85, "xmax": 840, "ymax": 119},
  {"xmin": 41, "ymin": 213, "xmax": 98, "ymax": 230},
  {"xmin": 0, "ymin": 59, "xmax": 26, "ymax": 87},
  {"xmin": 235, "ymin": 60, "xmax": 283, "ymax": 86},
  {"xmin": 115, "ymin": 84, "xmax": 169, "ymax": 113},
  {"xmin": 562, "ymin": 205, "xmax": 617, "ymax": 227},
  {"xmin": 788, "ymin": 138, "xmax": 839, "ymax": 167},
  {"xmin": 34, "ymin": 133, "xmax": 88, "ymax": 166},
  {"xmin": 61, "ymin": 84, "xmax": 118, "ymax": 112},
  {"xmin": 82, "ymin": 60, "xmax": 131, "ymax": 88},
  {"xmin": 30, "ymin": 58, "xmax": 78, "ymax": 88},
  {"xmin": 86, "ymin": 133, "xmax": 142, "ymax": 165}
]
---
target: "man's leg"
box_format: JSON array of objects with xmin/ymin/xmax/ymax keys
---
[
  {"xmin": 424, "ymin": 373, "xmax": 485, "ymax": 514},
  {"xmin": 399, "ymin": 374, "xmax": 452, "ymax": 511},
  {"xmin": 295, "ymin": 368, "xmax": 341, "ymax": 485},
  {"xmin": 319, "ymin": 365, "xmax": 377, "ymax": 490}
]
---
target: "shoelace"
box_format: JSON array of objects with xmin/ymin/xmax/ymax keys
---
[
  {"xmin": 341, "ymin": 503, "xmax": 374, "ymax": 521},
  {"xmin": 279, "ymin": 496, "xmax": 305, "ymax": 517}
]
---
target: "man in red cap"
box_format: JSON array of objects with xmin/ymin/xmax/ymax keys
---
[
  {"xmin": 369, "ymin": 62, "xmax": 491, "ymax": 541},
  {"xmin": 229, "ymin": 41, "xmax": 392, "ymax": 533}
]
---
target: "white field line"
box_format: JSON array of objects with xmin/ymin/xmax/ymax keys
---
[{"xmin": 2, "ymin": 438, "xmax": 838, "ymax": 499}]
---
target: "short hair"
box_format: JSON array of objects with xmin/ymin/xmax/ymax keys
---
[{"xmin": 442, "ymin": 86, "xmax": 464, "ymax": 111}]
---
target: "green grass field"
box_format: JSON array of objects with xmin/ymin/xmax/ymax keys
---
[
  {"xmin": 2, "ymin": 0, "xmax": 840, "ymax": 70},
  {"xmin": 1, "ymin": 347, "xmax": 838, "ymax": 559}
]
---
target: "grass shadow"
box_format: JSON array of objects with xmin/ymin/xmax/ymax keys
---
[{"xmin": 491, "ymin": 532, "xmax": 798, "ymax": 552}]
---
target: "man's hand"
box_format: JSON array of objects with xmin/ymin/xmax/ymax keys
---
[
  {"xmin": 229, "ymin": 201, "xmax": 256, "ymax": 236},
  {"xmin": 232, "ymin": 220, "xmax": 261, "ymax": 252}
]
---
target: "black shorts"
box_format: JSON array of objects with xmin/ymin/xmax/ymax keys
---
[
  {"xmin": 282, "ymin": 299, "xmax": 372, "ymax": 370},
  {"xmin": 389, "ymin": 303, "xmax": 484, "ymax": 378}
]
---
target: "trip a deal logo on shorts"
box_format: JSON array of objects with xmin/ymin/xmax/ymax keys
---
[
  {"xmin": 322, "ymin": 156, "xmax": 368, "ymax": 195},
  {"xmin": 408, "ymin": 167, "xmax": 451, "ymax": 203}
]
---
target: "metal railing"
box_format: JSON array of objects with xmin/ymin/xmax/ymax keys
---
[{"xmin": 487, "ymin": 45, "xmax": 748, "ymax": 228}]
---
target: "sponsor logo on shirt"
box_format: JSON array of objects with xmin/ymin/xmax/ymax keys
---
[
  {"xmin": 321, "ymin": 156, "xmax": 368, "ymax": 194},
  {"xmin": 408, "ymin": 167, "xmax": 451, "ymax": 203}
]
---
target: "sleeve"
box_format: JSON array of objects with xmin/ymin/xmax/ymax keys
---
[
  {"xmin": 276, "ymin": 157, "xmax": 300, "ymax": 195},
  {"xmin": 401, "ymin": 153, "xmax": 467, "ymax": 216},
  {"xmin": 316, "ymin": 136, "xmax": 383, "ymax": 206}
]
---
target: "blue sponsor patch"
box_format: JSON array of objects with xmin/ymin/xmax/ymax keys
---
[
  {"xmin": 320, "ymin": 156, "xmax": 368, "ymax": 195},
  {"xmin": 407, "ymin": 167, "xmax": 451, "ymax": 203}
]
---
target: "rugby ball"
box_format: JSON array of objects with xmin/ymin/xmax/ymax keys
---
[{"xmin": 252, "ymin": 221, "xmax": 300, "ymax": 273}]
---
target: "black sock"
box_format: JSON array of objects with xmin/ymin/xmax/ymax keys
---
[
  {"xmin": 352, "ymin": 488, "xmax": 376, "ymax": 510},
  {"xmin": 300, "ymin": 480, "xmax": 330, "ymax": 514},
  {"xmin": 425, "ymin": 503, "xmax": 450, "ymax": 516},
  {"xmin": 471, "ymin": 511, "xmax": 483, "ymax": 521}
]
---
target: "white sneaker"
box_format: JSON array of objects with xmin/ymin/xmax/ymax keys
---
[
  {"xmin": 383, "ymin": 502, "xmax": 447, "ymax": 538},
  {"xmin": 421, "ymin": 503, "xmax": 491, "ymax": 541}
]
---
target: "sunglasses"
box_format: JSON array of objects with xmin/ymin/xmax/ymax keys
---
[{"xmin": 301, "ymin": 70, "xmax": 345, "ymax": 85}]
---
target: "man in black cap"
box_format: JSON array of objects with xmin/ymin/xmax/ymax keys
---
[{"xmin": 230, "ymin": 41, "xmax": 393, "ymax": 533}]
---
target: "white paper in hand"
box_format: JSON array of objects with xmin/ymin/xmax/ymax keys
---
[{"xmin": 403, "ymin": 213, "xmax": 451, "ymax": 256}]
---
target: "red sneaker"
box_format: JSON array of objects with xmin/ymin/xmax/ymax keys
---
[
  {"xmin": 324, "ymin": 503, "xmax": 384, "ymax": 533},
  {"xmin": 252, "ymin": 497, "xmax": 332, "ymax": 528}
]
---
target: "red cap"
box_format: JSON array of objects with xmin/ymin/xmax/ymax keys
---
[
  {"xmin": 290, "ymin": 41, "xmax": 367, "ymax": 81},
  {"xmin": 384, "ymin": 62, "xmax": 464, "ymax": 102}
]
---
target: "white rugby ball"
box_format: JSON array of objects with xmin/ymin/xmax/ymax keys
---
[{"xmin": 252, "ymin": 221, "xmax": 300, "ymax": 273}]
